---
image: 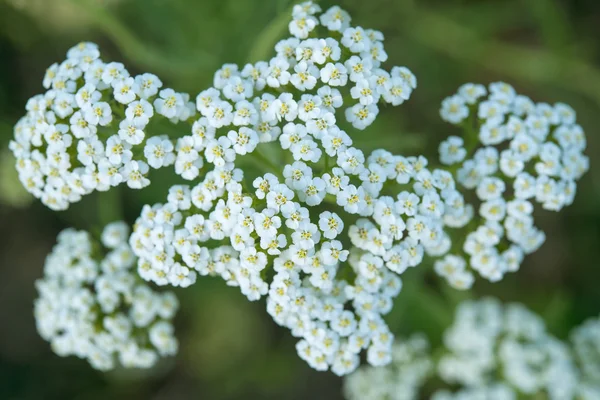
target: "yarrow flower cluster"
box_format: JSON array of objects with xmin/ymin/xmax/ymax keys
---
[
  {"xmin": 130, "ymin": 146, "xmax": 469, "ymax": 374},
  {"xmin": 189, "ymin": 0, "xmax": 416, "ymax": 168},
  {"xmin": 10, "ymin": 42, "xmax": 195, "ymax": 210},
  {"xmin": 126, "ymin": 2, "xmax": 461, "ymax": 375},
  {"xmin": 435, "ymin": 82, "xmax": 589, "ymax": 287},
  {"xmin": 344, "ymin": 298, "xmax": 600, "ymax": 400},
  {"xmin": 34, "ymin": 222, "xmax": 179, "ymax": 370}
]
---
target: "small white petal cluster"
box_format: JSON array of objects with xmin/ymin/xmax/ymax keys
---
[
  {"xmin": 34, "ymin": 222, "xmax": 179, "ymax": 370},
  {"xmin": 10, "ymin": 42, "xmax": 195, "ymax": 210},
  {"xmin": 342, "ymin": 334, "xmax": 432, "ymax": 400},
  {"xmin": 190, "ymin": 0, "xmax": 415, "ymax": 165},
  {"xmin": 571, "ymin": 315, "xmax": 600, "ymax": 398},
  {"xmin": 437, "ymin": 299, "xmax": 579, "ymax": 400},
  {"xmin": 435, "ymin": 82, "xmax": 589, "ymax": 286},
  {"xmin": 130, "ymin": 146, "xmax": 468, "ymax": 374}
]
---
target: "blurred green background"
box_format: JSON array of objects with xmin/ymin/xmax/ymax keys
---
[{"xmin": 1, "ymin": 0, "xmax": 600, "ymax": 399}]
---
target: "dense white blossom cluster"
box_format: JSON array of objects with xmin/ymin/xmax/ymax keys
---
[
  {"xmin": 34, "ymin": 222, "xmax": 179, "ymax": 370},
  {"xmin": 180, "ymin": 0, "xmax": 416, "ymax": 184},
  {"xmin": 130, "ymin": 145, "xmax": 470, "ymax": 374},
  {"xmin": 344, "ymin": 298, "xmax": 600, "ymax": 400},
  {"xmin": 342, "ymin": 334, "xmax": 432, "ymax": 400},
  {"xmin": 126, "ymin": 2, "xmax": 470, "ymax": 375},
  {"xmin": 10, "ymin": 42, "xmax": 195, "ymax": 210},
  {"xmin": 435, "ymin": 82, "xmax": 588, "ymax": 286}
]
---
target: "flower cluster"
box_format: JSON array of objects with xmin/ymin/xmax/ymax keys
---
[
  {"xmin": 437, "ymin": 299, "xmax": 578, "ymax": 399},
  {"xmin": 10, "ymin": 42, "xmax": 195, "ymax": 210},
  {"xmin": 344, "ymin": 298, "xmax": 600, "ymax": 400},
  {"xmin": 171, "ymin": 1, "xmax": 417, "ymax": 181},
  {"xmin": 34, "ymin": 222, "xmax": 179, "ymax": 370},
  {"xmin": 435, "ymin": 82, "xmax": 588, "ymax": 286},
  {"xmin": 342, "ymin": 334, "xmax": 432, "ymax": 400},
  {"xmin": 130, "ymin": 143, "xmax": 470, "ymax": 374},
  {"xmin": 127, "ymin": 2, "xmax": 465, "ymax": 375}
]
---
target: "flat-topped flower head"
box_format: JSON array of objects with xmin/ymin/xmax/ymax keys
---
[
  {"xmin": 185, "ymin": 0, "xmax": 414, "ymax": 178},
  {"xmin": 126, "ymin": 0, "xmax": 474, "ymax": 367},
  {"xmin": 34, "ymin": 222, "xmax": 179, "ymax": 370},
  {"xmin": 130, "ymin": 131, "xmax": 471, "ymax": 375},
  {"xmin": 10, "ymin": 42, "xmax": 195, "ymax": 210},
  {"xmin": 124, "ymin": 5, "xmax": 451, "ymax": 375}
]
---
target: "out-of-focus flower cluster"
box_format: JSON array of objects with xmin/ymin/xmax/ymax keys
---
[
  {"xmin": 34, "ymin": 222, "xmax": 179, "ymax": 370},
  {"xmin": 344, "ymin": 298, "xmax": 600, "ymax": 400},
  {"xmin": 435, "ymin": 82, "xmax": 588, "ymax": 288},
  {"xmin": 436, "ymin": 299, "xmax": 579, "ymax": 399},
  {"xmin": 10, "ymin": 42, "xmax": 195, "ymax": 210}
]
